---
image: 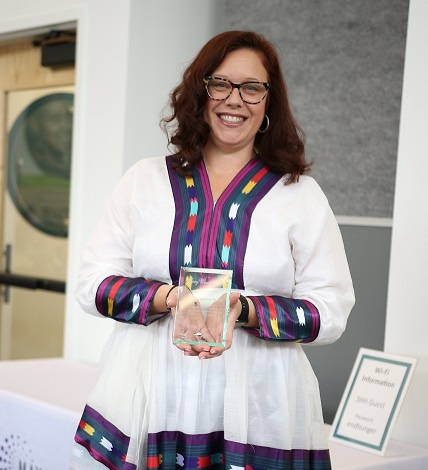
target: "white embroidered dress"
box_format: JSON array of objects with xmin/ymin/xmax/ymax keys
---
[{"xmin": 70, "ymin": 155, "xmax": 354, "ymax": 469}]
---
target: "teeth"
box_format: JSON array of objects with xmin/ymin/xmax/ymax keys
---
[{"xmin": 219, "ymin": 114, "xmax": 244, "ymax": 123}]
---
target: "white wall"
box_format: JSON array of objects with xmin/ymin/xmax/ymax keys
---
[
  {"xmin": 123, "ymin": 1, "xmax": 223, "ymax": 171},
  {"xmin": 0, "ymin": 0, "xmax": 223, "ymax": 364},
  {"xmin": 385, "ymin": 0, "xmax": 428, "ymax": 449}
]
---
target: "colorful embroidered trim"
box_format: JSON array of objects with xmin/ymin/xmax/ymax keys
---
[
  {"xmin": 146, "ymin": 430, "xmax": 331, "ymax": 469},
  {"xmin": 184, "ymin": 175, "xmax": 198, "ymax": 266},
  {"xmin": 167, "ymin": 155, "xmax": 281, "ymax": 288},
  {"xmin": 96, "ymin": 275, "xmax": 166, "ymax": 324},
  {"xmin": 219, "ymin": 166, "xmax": 269, "ymax": 269},
  {"xmin": 248, "ymin": 296, "xmax": 320, "ymax": 342},
  {"xmin": 74, "ymin": 405, "xmax": 136, "ymax": 470}
]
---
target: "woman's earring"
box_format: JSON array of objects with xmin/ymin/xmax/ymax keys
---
[{"xmin": 258, "ymin": 115, "xmax": 270, "ymax": 134}]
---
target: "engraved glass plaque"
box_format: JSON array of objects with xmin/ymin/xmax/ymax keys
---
[{"xmin": 172, "ymin": 267, "xmax": 233, "ymax": 347}]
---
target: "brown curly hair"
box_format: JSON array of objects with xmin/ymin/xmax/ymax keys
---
[{"xmin": 162, "ymin": 30, "xmax": 310, "ymax": 183}]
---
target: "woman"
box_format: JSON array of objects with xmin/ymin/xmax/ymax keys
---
[{"xmin": 71, "ymin": 31, "xmax": 354, "ymax": 469}]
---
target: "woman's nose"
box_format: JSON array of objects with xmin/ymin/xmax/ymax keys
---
[{"xmin": 225, "ymin": 87, "xmax": 243, "ymax": 105}]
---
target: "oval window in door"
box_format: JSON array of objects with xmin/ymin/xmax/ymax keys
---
[{"xmin": 7, "ymin": 92, "xmax": 74, "ymax": 238}]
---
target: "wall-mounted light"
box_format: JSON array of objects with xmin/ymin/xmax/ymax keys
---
[{"xmin": 33, "ymin": 30, "xmax": 76, "ymax": 67}]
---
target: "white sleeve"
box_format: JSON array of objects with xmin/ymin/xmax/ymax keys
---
[
  {"xmin": 291, "ymin": 178, "xmax": 355, "ymax": 344},
  {"xmin": 74, "ymin": 166, "xmax": 138, "ymax": 317}
]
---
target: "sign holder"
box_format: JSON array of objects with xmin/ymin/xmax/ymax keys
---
[{"xmin": 330, "ymin": 348, "xmax": 417, "ymax": 455}]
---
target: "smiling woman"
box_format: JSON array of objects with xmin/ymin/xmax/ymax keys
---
[
  {"xmin": 163, "ymin": 30, "xmax": 308, "ymax": 180},
  {"xmin": 201, "ymin": 49, "xmax": 269, "ymax": 164},
  {"xmin": 70, "ymin": 31, "xmax": 354, "ymax": 470}
]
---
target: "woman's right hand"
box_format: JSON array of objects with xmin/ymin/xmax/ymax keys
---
[
  {"xmin": 170, "ymin": 292, "xmax": 241, "ymax": 359},
  {"xmin": 171, "ymin": 287, "xmax": 216, "ymax": 350}
]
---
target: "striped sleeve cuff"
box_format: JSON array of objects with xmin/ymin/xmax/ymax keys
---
[
  {"xmin": 95, "ymin": 276, "xmax": 167, "ymax": 325},
  {"xmin": 247, "ymin": 296, "xmax": 320, "ymax": 342}
]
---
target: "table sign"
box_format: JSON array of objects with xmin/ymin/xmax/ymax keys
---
[
  {"xmin": 330, "ymin": 348, "xmax": 417, "ymax": 455},
  {"xmin": 172, "ymin": 267, "xmax": 233, "ymax": 347}
]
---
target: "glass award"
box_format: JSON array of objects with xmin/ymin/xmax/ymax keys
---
[{"xmin": 172, "ymin": 267, "xmax": 233, "ymax": 347}]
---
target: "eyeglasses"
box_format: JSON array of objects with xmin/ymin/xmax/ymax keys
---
[{"xmin": 203, "ymin": 76, "xmax": 270, "ymax": 104}]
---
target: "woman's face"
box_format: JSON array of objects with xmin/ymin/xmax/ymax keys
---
[{"xmin": 203, "ymin": 48, "xmax": 268, "ymax": 155}]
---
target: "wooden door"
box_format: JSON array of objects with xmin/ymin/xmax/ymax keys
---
[{"xmin": 0, "ymin": 38, "xmax": 75, "ymax": 359}]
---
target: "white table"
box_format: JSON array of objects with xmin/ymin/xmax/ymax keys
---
[
  {"xmin": 0, "ymin": 359, "xmax": 427, "ymax": 469},
  {"xmin": 326, "ymin": 425, "xmax": 428, "ymax": 469},
  {"xmin": 0, "ymin": 358, "xmax": 97, "ymax": 469}
]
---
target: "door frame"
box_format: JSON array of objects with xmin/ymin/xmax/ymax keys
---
[{"xmin": 0, "ymin": 8, "xmax": 85, "ymax": 358}]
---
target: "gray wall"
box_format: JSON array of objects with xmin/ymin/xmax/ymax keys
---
[
  {"xmin": 222, "ymin": 0, "xmax": 407, "ymax": 421},
  {"xmin": 223, "ymin": 0, "xmax": 408, "ymax": 217},
  {"xmin": 305, "ymin": 224, "xmax": 391, "ymax": 423}
]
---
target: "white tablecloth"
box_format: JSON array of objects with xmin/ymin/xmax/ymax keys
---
[
  {"xmin": 0, "ymin": 358, "xmax": 97, "ymax": 469},
  {"xmin": 0, "ymin": 359, "xmax": 427, "ymax": 469}
]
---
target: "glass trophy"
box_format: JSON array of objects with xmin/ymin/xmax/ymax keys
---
[{"xmin": 172, "ymin": 267, "xmax": 233, "ymax": 347}]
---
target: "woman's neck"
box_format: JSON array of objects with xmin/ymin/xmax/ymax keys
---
[
  {"xmin": 202, "ymin": 144, "xmax": 256, "ymax": 202},
  {"xmin": 202, "ymin": 143, "xmax": 255, "ymax": 174}
]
